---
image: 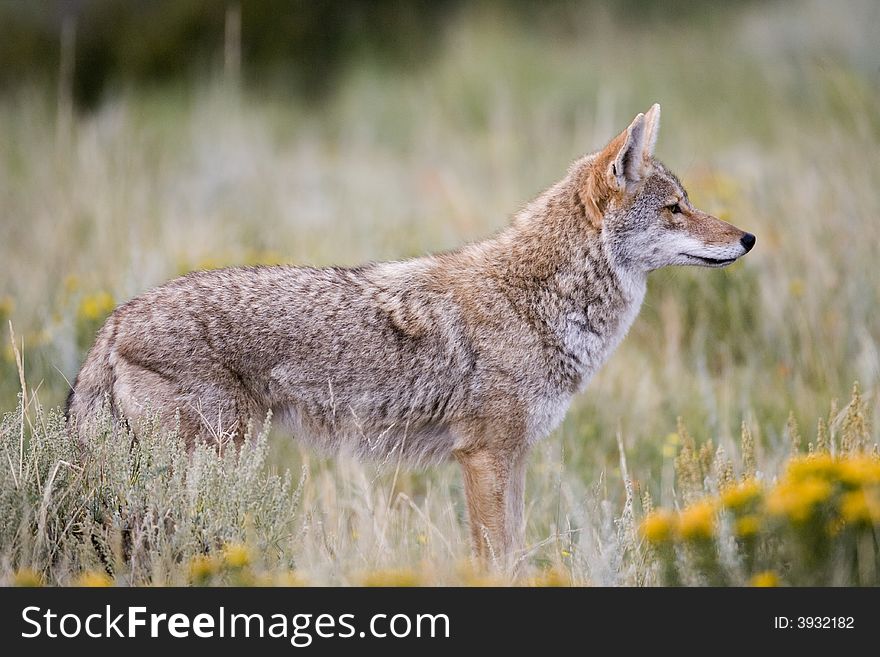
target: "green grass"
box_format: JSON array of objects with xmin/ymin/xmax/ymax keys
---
[{"xmin": 1, "ymin": 0, "xmax": 879, "ymax": 585}]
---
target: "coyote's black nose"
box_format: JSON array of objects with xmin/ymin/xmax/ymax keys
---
[{"xmin": 740, "ymin": 233, "xmax": 756, "ymax": 253}]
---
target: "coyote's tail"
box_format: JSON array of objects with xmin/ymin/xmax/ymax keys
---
[{"xmin": 65, "ymin": 316, "xmax": 118, "ymax": 439}]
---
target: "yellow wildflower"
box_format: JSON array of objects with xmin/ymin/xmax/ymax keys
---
[
  {"xmin": 839, "ymin": 489, "xmax": 880, "ymax": 525},
  {"xmin": 837, "ymin": 457, "xmax": 880, "ymax": 487},
  {"xmin": 640, "ymin": 509, "xmax": 677, "ymax": 543},
  {"xmin": 75, "ymin": 571, "xmax": 113, "ymax": 587},
  {"xmin": 63, "ymin": 274, "xmax": 80, "ymax": 293},
  {"xmin": 525, "ymin": 568, "xmax": 570, "ymax": 587},
  {"xmin": 735, "ymin": 515, "xmax": 761, "ymax": 538},
  {"xmin": 678, "ymin": 501, "xmax": 716, "ymax": 541},
  {"xmin": 765, "ymin": 478, "xmax": 832, "ymax": 522},
  {"xmin": 78, "ymin": 291, "xmax": 115, "ymax": 321},
  {"xmin": 359, "ymin": 568, "xmax": 422, "ymax": 587},
  {"xmin": 750, "ymin": 571, "xmax": 780, "ymax": 587},
  {"xmin": 189, "ymin": 554, "xmax": 220, "ymax": 583},
  {"xmin": 13, "ymin": 568, "xmax": 43, "ymax": 587},
  {"xmin": 721, "ymin": 479, "xmax": 762, "ymax": 511},
  {"xmin": 223, "ymin": 543, "xmax": 251, "ymax": 569},
  {"xmin": 785, "ymin": 453, "xmax": 837, "ymax": 483}
]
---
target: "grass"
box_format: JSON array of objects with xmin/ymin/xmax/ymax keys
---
[
  {"xmin": 641, "ymin": 386, "xmax": 880, "ymax": 587},
  {"xmin": 1, "ymin": 0, "xmax": 879, "ymax": 585}
]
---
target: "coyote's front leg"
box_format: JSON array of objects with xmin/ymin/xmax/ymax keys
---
[{"xmin": 454, "ymin": 439, "xmax": 528, "ymax": 569}]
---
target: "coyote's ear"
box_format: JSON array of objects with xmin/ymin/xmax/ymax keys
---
[
  {"xmin": 642, "ymin": 103, "xmax": 661, "ymax": 160},
  {"xmin": 605, "ymin": 103, "xmax": 660, "ymax": 193}
]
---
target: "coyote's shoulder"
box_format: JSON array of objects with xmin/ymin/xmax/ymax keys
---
[{"xmin": 68, "ymin": 103, "xmax": 754, "ymax": 560}]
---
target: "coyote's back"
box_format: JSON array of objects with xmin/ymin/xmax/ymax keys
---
[{"xmin": 68, "ymin": 262, "xmax": 485, "ymax": 463}]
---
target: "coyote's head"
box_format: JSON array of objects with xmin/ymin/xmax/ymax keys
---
[{"xmin": 576, "ymin": 103, "xmax": 754, "ymax": 271}]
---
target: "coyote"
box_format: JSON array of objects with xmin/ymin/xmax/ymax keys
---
[{"xmin": 68, "ymin": 103, "xmax": 754, "ymax": 563}]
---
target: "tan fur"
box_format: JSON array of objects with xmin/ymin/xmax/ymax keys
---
[{"xmin": 67, "ymin": 103, "xmax": 754, "ymax": 568}]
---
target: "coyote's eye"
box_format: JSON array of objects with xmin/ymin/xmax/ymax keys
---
[{"xmin": 667, "ymin": 203, "xmax": 682, "ymax": 214}]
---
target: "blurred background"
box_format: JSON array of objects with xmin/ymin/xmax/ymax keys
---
[{"xmin": 0, "ymin": 0, "xmax": 878, "ymax": 581}]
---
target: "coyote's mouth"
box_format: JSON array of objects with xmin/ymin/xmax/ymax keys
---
[{"xmin": 681, "ymin": 254, "xmax": 737, "ymax": 267}]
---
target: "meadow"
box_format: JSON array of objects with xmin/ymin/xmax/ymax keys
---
[{"xmin": 1, "ymin": 0, "xmax": 879, "ymax": 585}]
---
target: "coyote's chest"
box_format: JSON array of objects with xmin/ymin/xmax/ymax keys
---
[
  {"xmin": 526, "ymin": 273, "xmax": 646, "ymax": 443},
  {"xmin": 570, "ymin": 276, "xmax": 646, "ymax": 384}
]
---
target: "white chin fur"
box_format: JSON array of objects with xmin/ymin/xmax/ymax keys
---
[{"xmin": 667, "ymin": 234, "xmax": 746, "ymax": 267}]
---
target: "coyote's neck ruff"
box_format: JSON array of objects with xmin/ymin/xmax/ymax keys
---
[
  {"xmin": 68, "ymin": 103, "xmax": 755, "ymax": 563},
  {"xmin": 490, "ymin": 181, "xmax": 649, "ymax": 393},
  {"xmin": 454, "ymin": 183, "xmax": 650, "ymax": 445}
]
